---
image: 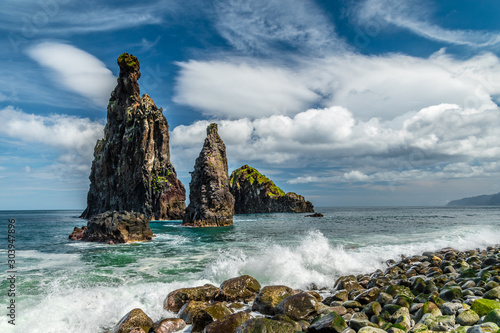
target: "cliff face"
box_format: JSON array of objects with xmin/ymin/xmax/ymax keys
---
[
  {"xmin": 230, "ymin": 165, "xmax": 314, "ymax": 214},
  {"xmin": 81, "ymin": 53, "xmax": 186, "ymax": 220},
  {"xmin": 182, "ymin": 123, "xmax": 234, "ymax": 227}
]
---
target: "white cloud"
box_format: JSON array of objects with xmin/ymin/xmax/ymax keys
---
[
  {"xmin": 27, "ymin": 42, "xmax": 116, "ymax": 106},
  {"xmin": 172, "ymin": 103, "xmax": 500, "ymax": 185},
  {"xmin": 355, "ymin": 0, "xmax": 500, "ymax": 48},
  {"xmin": 0, "ymin": 106, "xmax": 104, "ymax": 176},
  {"xmin": 174, "ymin": 60, "xmax": 319, "ymax": 119}
]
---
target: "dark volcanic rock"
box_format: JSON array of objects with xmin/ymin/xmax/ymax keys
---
[
  {"xmin": 80, "ymin": 210, "xmax": 153, "ymax": 244},
  {"xmin": 229, "ymin": 165, "xmax": 314, "ymax": 214},
  {"xmin": 81, "ymin": 53, "xmax": 185, "ymax": 220},
  {"xmin": 182, "ymin": 123, "xmax": 234, "ymax": 227}
]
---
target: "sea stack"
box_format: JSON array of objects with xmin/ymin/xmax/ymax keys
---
[
  {"xmin": 81, "ymin": 53, "xmax": 186, "ymax": 220},
  {"xmin": 230, "ymin": 165, "xmax": 314, "ymax": 214},
  {"xmin": 182, "ymin": 123, "xmax": 235, "ymax": 227}
]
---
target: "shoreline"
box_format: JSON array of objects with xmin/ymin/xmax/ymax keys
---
[{"xmin": 110, "ymin": 245, "xmax": 500, "ymax": 333}]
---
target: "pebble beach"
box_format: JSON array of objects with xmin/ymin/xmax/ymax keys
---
[{"xmin": 112, "ymin": 245, "xmax": 500, "ymax": 333}]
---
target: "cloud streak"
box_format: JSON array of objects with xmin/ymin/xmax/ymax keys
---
[
  {"xmin": 355, "ymin": 0, "xmax": 500, "ymax": 48},
  {"xmin": 27, "ymin": 42, "xmax": 116, "ymax": 107}
]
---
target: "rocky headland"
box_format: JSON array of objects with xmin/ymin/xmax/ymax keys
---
[
  {"xmin": 109, "ymin": 246, "xmax": 500, "ymax": 333},
  {"xmin": 447, "ymin": 193, "xmax": 500, "ymax": 207},
  {"xmin": 230, "ymin": 164, "xmax": 314, "ymax": 214},
  {"xmin": 81, "ymin": 53, "xmax": 186, "ymax": 221},
  {"xmin": 182, "ymin": 123, "xmax": 235, "ymax": 227}
]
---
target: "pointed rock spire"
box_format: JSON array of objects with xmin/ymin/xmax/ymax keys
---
[
  {"xmin": 183, "ymin": 123, "xmax": 235, "ymax": 227},
  {"xmin": 81, "ymin": 53, "xmax": 186, "ymax": 220}
]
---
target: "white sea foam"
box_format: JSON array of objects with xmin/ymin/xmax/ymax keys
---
[{"xmin": 204, "ymin": 226, "xmax": 500, "ymax": 289}]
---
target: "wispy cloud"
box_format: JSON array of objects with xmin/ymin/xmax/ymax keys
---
[
  {"xmin": 355, "ymin": 0, "xmax": 500, "ymax": 48},
  {"xmin": 213, "ymin": 0, "xmax": 348, "ymax": 55},
  {"xmin": 27, "ymin": 42, "xmax": 116, "ymax": 107}
]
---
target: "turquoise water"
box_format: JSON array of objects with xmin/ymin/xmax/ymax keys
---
[{"xmin": 0, "ymin": 207, "xmax": 499, "ymax": 332}]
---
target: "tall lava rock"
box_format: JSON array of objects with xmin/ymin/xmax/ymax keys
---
[
  {"xmin": 182, "ymin": 123, "xmax": 235, "ymax": 227},
  {"xmin": 81, "ymin": 53, "xmax": 186, "ymax": 220}
]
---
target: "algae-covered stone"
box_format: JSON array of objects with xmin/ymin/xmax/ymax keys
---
[
  {"xmin": 155, "ymin": 318, "xmax": 186, "ymax": 333},
  {"xmin": 275, "ymin": 292, "xmax": 318, "ymax": 321},
  {"xmin": 191, "ymin": 302, "xmax": 233, "ymax": 332},
  {"xmin": 204, "ymin": 312, "xmax": 251, "ymax": 333},
  {"xmin": 308, "ymin": 311, "xmax": 348, "ymax": 333},
  {"xmin": 456, "ymin": 309, "xmax": 480, "ymax": 326},
  {"xmin": 357, "ymin": 327, "xmax": 388, "ymax": 333},
  {"xmin": 483, "ymin": 286, "xmax": 500, "ymax": 300},
  {"xmin": 235, "ymin": 317, "xmax": 295, "ymax": 333},
  {"xmin": 386, "ymin": 285, "xmax": 414, "ymax": 299},
  {"xmin": 164, "ymin": 284, "xmax": 219, "ymax": 312},
  {"xmin": 355, "ymin": 287, "xmax": 382, "ymax": 305},
  {"xmin": 483, "ymin": 308, "xmax": 500, "ymax": 326},
  {"xmin": 466, "ymin": 322, "xmax": 500, "ymax": 333},
  {"xmin": 363, "ymin": 301, "xmax": 382, "ymax": 317},
  {"xmin": 252, "ymin": 285, "xmax": 295, "ymax": 315},
  {"xmin": 415, "ymin": 302, "xmax": 442, "ymax": 322},
  {"xmin": 451, "ymin": 326, "xmax": 471, "ymax": 333},
  {"xmin": 112, "ymin": 308, "xmax": 154, "ymax": 333},
  {"xmin": 439, "ymin": 286, "xmax": 463, "ymax": 301},
  {"xmin": 218, "ymin": 275, "xmax": 261, "ymax": 302},
  {"xmin": 178, "ymin": 301, "xmax": 209, "ymax": 324},
  {"xmin": 349, "ymin": 316, "xmax": 379, "ymax": 331},
  {"xmin": 471, "ymin": 299, "xmax": 500, "ymax": 317},
  {"xmin": 335, "ymin": 275, "xmax": 364, "ymax": 292}
]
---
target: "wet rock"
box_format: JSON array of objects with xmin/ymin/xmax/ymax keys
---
[
  {"xmin": 178, "ymin": 301, "xmax": 209, "ymax": 324},
  {"xmin": 68, "ymin": 226, "xmax": 86, "ymax": 240},
  {"xmin": 309, "ymin": 311, "xmax": 348, "ymax": 333},
  {"xmin": 235, "ymin": 317, "xmax": 295, "ymax": 333},
  {"xmin": 307, "ymin": 213, "xmax": 324, "ymax": 217},
  {"xmin": 230, "ymin": 165, "xmax": 314, "ymax": 214},
  {"xmin": 349, "ymin": 313, "xmax": 379, "ymax": 331},
  {"xmin": 355, "ymin": 287, "xmax": 382, "ymax": 305},
  {"xmin": 252, "ymin": 285, "xmax": 295, "ymax": 315},
  {"xmin": 415, "ymin": 302, "xmax": 442, "ymax": 322},
  {"xmin": 113, "ymin": 308, "xmax": 154, "ymax": 333},
  {"xmin": 439, "ymin": 285, "xmax": 463, "ymax": 301},
  {"xmin": 335, "ymin": 276, "xmax": 364, "ymax": 292},
  {"xmin": 164, "ymin": 284, "xmax": 219, "ymax": 312},
  {"xmin": 218, "ymin": 275, "xmax": 261, "ymax": 302},
  {"xmin": 191, "ymin": 302, "xmax": 233, "ymax": 333},
  {"xmin": 357, "ymin": 327, "xmax": 388, "ymax": 333},
  {"xmin": 386, "ymin": 285, "xmax": 414, "ymax": 299},
  {"xmin": 183, "ymin": 123, "xmax": 234, "ymax": 227},
  {"xmin": 203, "ymin": 312, "xmax": 251, "ymax": 333},
  {"xmin": 271, "ymin": 314, "xmax": 303, "ymax": 331},
  {"xmin": 82, "ymin": 53, "xmax": 186, "ymax": 220},
  {"xmin": 155, "ymin": 318, "xmax": 186, "ymax": 333},
  {"xmin": 81, "ymin": 211, "xmax": 153, "ymax": 244},
  {"xmin": 442, "ymin": 302, "xmax": 464, "ymax": 316},
  {"xmin": 275, "ymin": 292, "xmax": 319, "ymax": 321}
]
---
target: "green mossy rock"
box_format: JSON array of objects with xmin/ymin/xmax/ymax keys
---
[
  {"xmin": 218, "ymin": 275, "xmax": 261, "ymax": 302},
  {"xmin": 415, "ymin": 302, "xmax": 442, "ymax": 322},
  {"xmin": 178, "ymin": 301, "xmax": 209, "ymax": 324},
  {"xmin": 386, "ymin": 285, "xmax": 414, "ymax": 299},
  {"xmin": 457, "ymin": 309, "xmax": 480, "ymax": 326},
  {"xmin": 357, "ymin": 327, "xmax": 389, "ymax": 333},
  {"xmin": 308, "ymin": 311, "xmax": 348, "ymax": 333},
  {"xmin": 252, "ymin": 285, "xmax": 295, "ymax": 315},
  {"xmin": 235, "ymin": 317, "xmax": 295, "ymax": 333},
  {"xmin": 204, "ymin": 312, "xmax": 251, "ymax": 333},
  {"xmin": 191, "ymin": 302, "xmax": 233, "ymax": 332},
  {"xmin": 466, "ymin": 322, "xmax": 500, "ymax": 333},
  {"xmin": 439, "ymin": 286, "xmax": 463, "ymax": 301},
  {"xmin": 113, "ymin": 308, "xmax": 154, "ymax": 333},
  {"xmin": 471, "ymin": 299, "xmax": 500, "ymax": 317},
  {"xmin": 484, "ymin": 287, "xmax": 500, "ymax": 300},
  {"xmin": 484, "ymin": 309, "xmax": 500, "ymax": 326},
  {"xmin": 275, "ymin": 292, "xmax": 318, "ymax": 321},
  {"xmin": 164, "ymin": 284, "xmax": 219, "ymax": 312}
]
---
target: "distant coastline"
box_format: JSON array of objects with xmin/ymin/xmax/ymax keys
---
[{"xmin": 447, "ymin": 192, "xmax": 500, "ymax": 206}]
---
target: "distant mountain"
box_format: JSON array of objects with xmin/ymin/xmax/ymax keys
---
[{"xmin": 446, "ymin": 192, "xmax": 500, "ymax": 206}]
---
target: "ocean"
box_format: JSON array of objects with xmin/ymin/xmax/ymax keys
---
[{"xmin": 0, "ymin": 207, "xmax": 499, "ymax": 332}]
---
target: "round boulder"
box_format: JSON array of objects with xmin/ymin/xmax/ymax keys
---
[
  {"xmin": 252, "ymin": 285, "xmax": 295, "ymax": 315},
  {"xmin": 275, "ymin": 292, "xmax": 319, "ymax": 321},
  {"xmin": 218, "ymin": 275, "xmax": 261, "ymax": 302},
  {"xmin": 113, "ymin": 308, "xmax": 154, "ymax": 333},
  {"xmin": 164, "ymin": 284, "xmax": 219, "ymax": 312}
]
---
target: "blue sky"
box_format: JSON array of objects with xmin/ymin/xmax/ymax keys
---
[{"xmin": 1, "ymin": 0, "xmax": 500, "ymax": 209}]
